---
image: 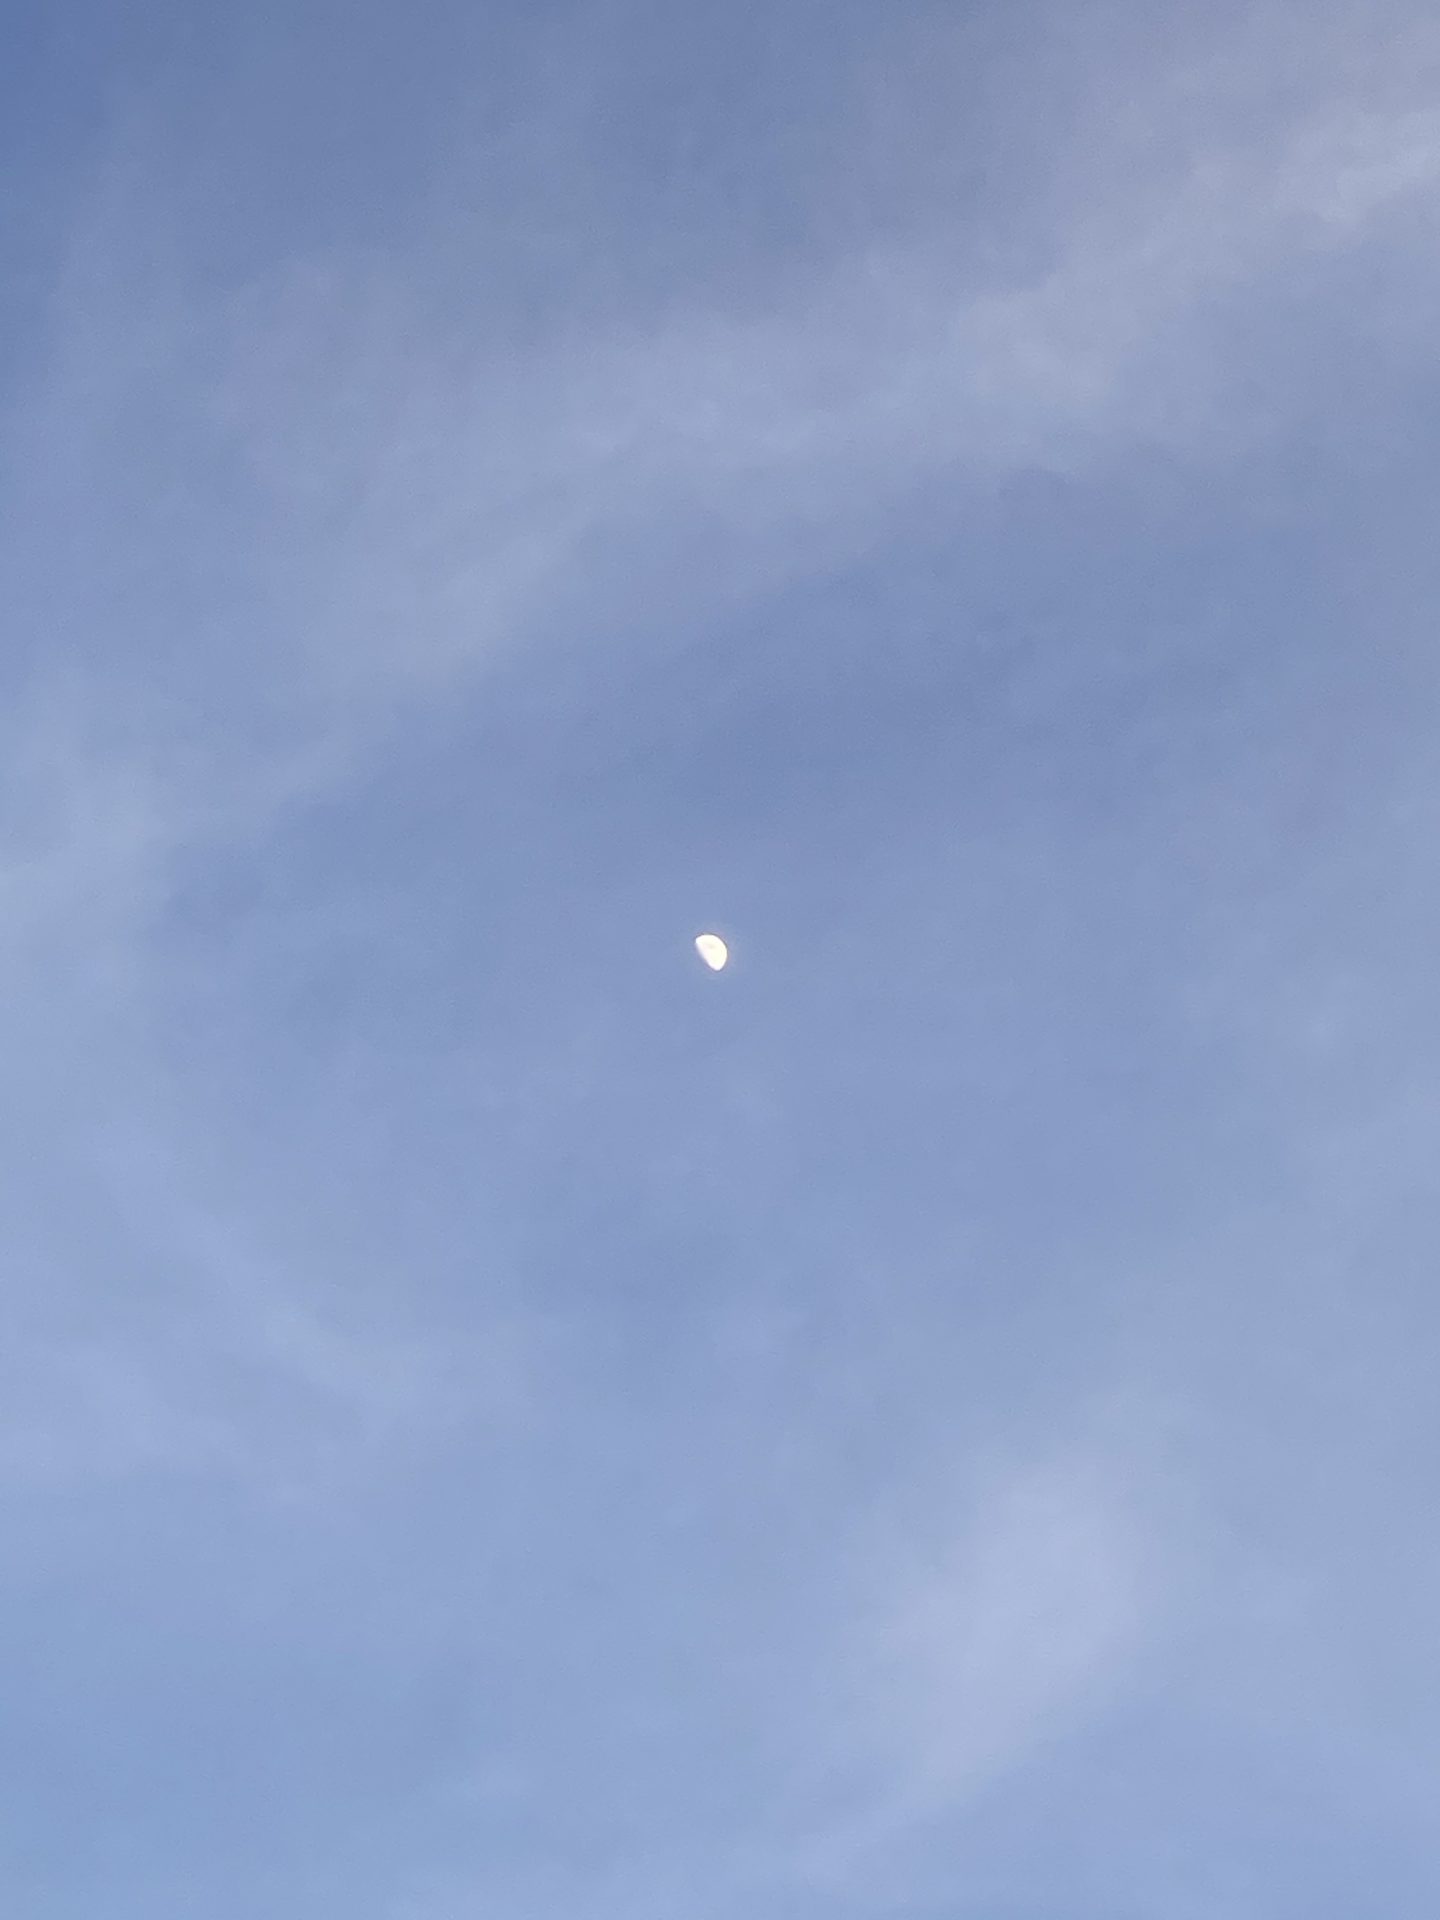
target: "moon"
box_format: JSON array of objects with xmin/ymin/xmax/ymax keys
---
[{"xmin": 694, "ymin": 933, "xmax": 729, "ymax": 971}]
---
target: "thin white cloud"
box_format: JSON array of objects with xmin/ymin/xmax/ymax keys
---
[
  {"xmin": 779, "ymin": 1451, "xmax": 1151, "ymax": 1884},
  {"xmin": 11, "ymin": 12, "xmax": 1440, "ymax": 754}
]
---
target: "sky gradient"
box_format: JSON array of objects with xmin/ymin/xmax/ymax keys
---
[{"xmin": 4, "ymin": 4, "xmax": 1440, "ymax": 1916}]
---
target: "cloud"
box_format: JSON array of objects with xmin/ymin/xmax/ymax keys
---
[
  {"xmin": 11, "ymin": 1, "xmax": 1440, "ymax": 763},
  {"xmin": 777, "ymin": 1448, "xmax": 1150, "ymax": 1887},
  {"xmin": 207, "ymin": 73, "xmax": 1440, "ymax": 680}
]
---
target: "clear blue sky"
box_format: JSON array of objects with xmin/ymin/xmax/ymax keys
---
[{"xmin": 3, "ymin": 4, "xmax": 1440, "ymax": 1915}]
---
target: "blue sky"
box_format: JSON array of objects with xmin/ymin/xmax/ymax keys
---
[{"xmin": 3, "ymin": 2, "xmax": 1440, "ymax": 1915}]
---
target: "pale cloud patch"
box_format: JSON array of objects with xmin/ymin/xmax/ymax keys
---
[
  {"xmin": 782, "ymin": 1451, "xmax": 1152, "ymax": 1885},
  {"xmin": 12, "ymin": 10, "xmax": 1440, "ymax": 756}
]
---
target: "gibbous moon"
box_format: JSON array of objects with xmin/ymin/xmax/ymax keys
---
[{"xmin": 695, "ymin": 933, "xmax": 729, "ymax": 971}]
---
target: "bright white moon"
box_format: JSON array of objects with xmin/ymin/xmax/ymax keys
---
[{"xmin": 695, "ymin": 933, "xmax": 729, "ymax": 971}]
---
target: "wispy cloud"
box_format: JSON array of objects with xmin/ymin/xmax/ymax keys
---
[{"xmin": 784, "ymin": 1450, "xmax": 1151, "ymax": 1880}]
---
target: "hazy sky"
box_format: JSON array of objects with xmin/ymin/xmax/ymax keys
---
[{"xmin": 4, "ymin": 4, "xmax": 1440, "ymax": 1915}]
